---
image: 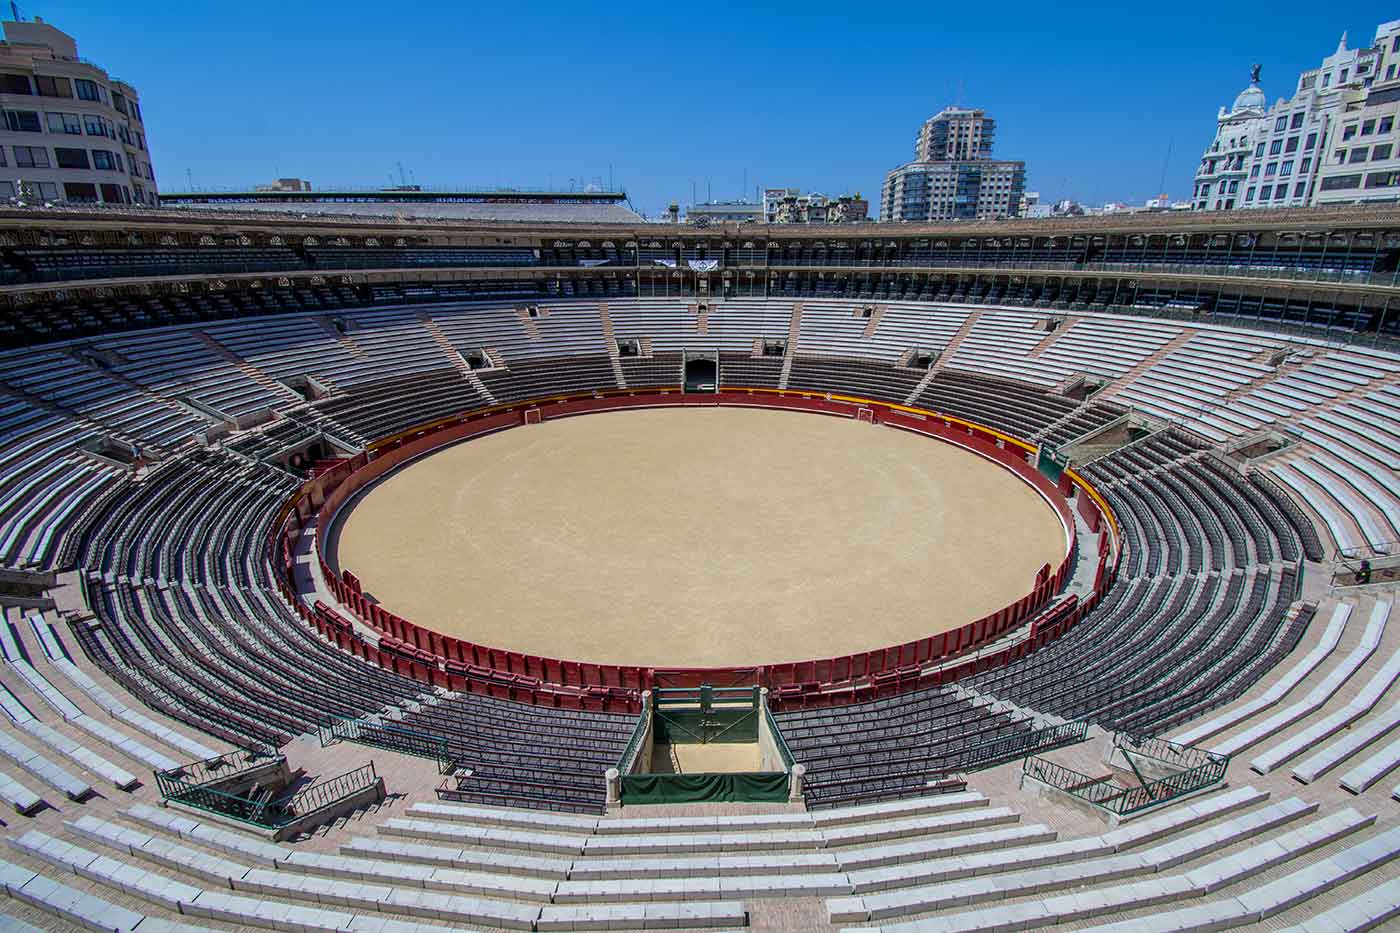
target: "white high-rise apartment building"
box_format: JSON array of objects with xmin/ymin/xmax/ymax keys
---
[
  {"xmin": 881, "ymin": 107, "xmax": 1025, "ymax": 222},
  {"xmin": 1193, "ymin": 21, "xmax": 1400, "ymax": 211},
  {"xmin": 0, "ymin": 18, "xmax": 157, "ymax": 205}
]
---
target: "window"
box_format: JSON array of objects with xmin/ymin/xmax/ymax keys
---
[
  {"xmin": 1336, "ymin": 149, "xmax": 1348, "ymax": 163},
  {"xmin": 1285, "ymin": 136, "xmax": 1299, "ymax": 153},
  {"xmin": 1350, "ymin": 147, "xmax": 1369, "ymax": 163},
  {"xmin": 1290, "ymin": 112, "xmax": 1305, "ymax": 129},
  {"xmin": 83, "ymin": 115, "xmax": 108, "ymax": 137},
  {"xmin": 1322, "ymin": 72, "xmax": 1332, "ymax": 88},
  {"xmin": 13, "ymin": 146, "xmax": 48, "ymax": 168},
  {"xmin": 3, "ymin": 110, "xmax": 40, "ymax": 132},
  {"xmin": 1374, "ymin": 143, "xmax": 1393, "ymax": 160},
  {"xmin": 128, "ymin": 100, "xmax": 141, "ymax": 122},
  {"xmin": 1300, "ymin": 157, "xmax": 1312, "ymax": 173},
  {"xmin": 98, "ymin": 182, "xmax": 122, "ymax": 203},
  {"xmin": 36, "ymin": 181, "xmax": 56, "ymax": 200},
  {"xmin": 1265, "ymin": 163, "xmax": 1277, "ymax": 177},
  {"xmin": 1362, "ymin": 119, "xmax": 1377, "ymax": 135},
  {"xmin": 1294, "ymin": 182, "xmax": 1307, "ymax": 198},
  {"xmin": 1390, "ymin": 64, "xmax": 1397, "ymax": 80},
  {"xmin": 1343, "ymin": 124, "xmax": 1358, "ymax": 140},
  {"xmin": 0, "ymin": 182, "xmax": 13, "ymax": 199},
  {"xmin": 53, "ymin": 147, "xmax": 89, "ymax": 169},
  {"xmin": 91, "ymin": 150, "xmax": 116, "ymax": 170},
  {"xmin": 0, "ymin": 146, "xmax": 6, "ymax": 166},
  {"xmin": 1381, "ymin": 116, "xmax": 1395, "ymax": 134},
  {"xmin": 1254, "ymin": 142, "xmax": 1265, "ymax": 157},
  {"xmin": 46, "ymin": 112, "xmax": 81, "ymax": 134},
  {"xmin": 73, "ymin": 79, "xmax": 103, "ymax": 102},
  {"xmin": 1269, "ymin": 139, "xmax": 1283, "ymax": 155},
  {"xmin": 1305, "ymin": 132, "xmax": 1318, "ymax": 149},
  {"xmin": 1249, "ymin": 165, "xmax": 1260, "ymax": 179},
  {"xmin": 33, "ymin": 75, "xmax": 72, "ymax": 98},
  {"xmin": 1320, "ymin": 173, "xmax": 1362, "ymax": 191},
  {"xmin": 1366, "ymin": 171, "xmax": 1400, "ymax": 188},
  {"xmin": 1199, "ymin": 182, "xmax": 1210, "ymax": 197},
  {"xmin": 1301, "ymin": 74, "xmax": 1316, "ymax": 90},
  {"xmin": 1280, "ymin": 160, "xmax": 1294, "ymax": 176},
  {"xmin": 0, "ymin": 73, "xmax": 31, "ymax": 94},
  {"xmin": 62, "ymin": 182, "xmax": 98, "ymax": 203},
  {"xmin": 1274, "ymin": 116, "xmax": 1288, "ymax": 132},
  {"xmin": 1245, "ymin": 187, "xmax": 1255, "ymax": 202},
  {"xmin": 1340, "ymin": 68, "xmax": 1349, "ymax": 83},
  {"xmin": 111, "ymin": 92, "xmax": 127, "ymax": 115},
  {"xmin": 1259, "ymin": 185, "xmax": 1272, "ymax": 199},
  {"xmin": 1273, "ymin": 185, "xmax": 1286, "ymax": 199},
  {"xmin": 1229, "ymin": 179, "xmax": 1240, "ymax": 193}
]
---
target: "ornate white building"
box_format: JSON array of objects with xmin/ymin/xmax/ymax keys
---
[{"xmin": 1194, "ymin": 21, "xmax": 1400, "ymax": 211}]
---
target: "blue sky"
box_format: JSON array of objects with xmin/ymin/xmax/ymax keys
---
[{"xmin": 16, "ymin": 1, "xmax": 1393, "ymax": 217}]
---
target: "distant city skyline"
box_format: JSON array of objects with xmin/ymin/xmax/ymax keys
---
[{"xmin": 14, "ymin": 0, "xmax": 1391, "ymax": 218}]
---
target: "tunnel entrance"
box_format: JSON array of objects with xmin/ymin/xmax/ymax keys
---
[{"xmin": 684, "ymin": 350, "xmax": 719, "ymax": 393}]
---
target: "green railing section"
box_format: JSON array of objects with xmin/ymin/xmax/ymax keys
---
[
  {"xmin": 615, "ymin": 694, "xmax": 651, "ymax": 775},
  {"xmin": 763, "ymin": 703, "xmax": 796, "ymax": 771},
  {"xmin": 958, "ymin": 718, "xmax": 1089, "ymax": 773},
  {"xmin": 619, "ymin": 684, "xmax": 796, "ymax": 805},
  {"xmin": 160, "ymin": 763, "xmax": 380, "ymax": 830},
  {"xmin": 653, "ymin": 685, "xmax": 761, "ymax": 745},
  {"xmin": 153, "ymin": 745, "xmax": 280, "ymax": 800},
  {"xmin": 319, "ymin": 715, "xmax": 452, "ymax": 774},
  {"xmin": 1023, "ymin": 735, "xmax": 1228, "ymax": 816}
]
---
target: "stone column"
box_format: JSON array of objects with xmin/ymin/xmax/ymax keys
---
[
  {"xmin": 605, "ymin": 767, "xmax": 621, "ymax": 810},
  {"xmin": 788, "ymin": 763, "xmax": 806, "ymax": 803}
]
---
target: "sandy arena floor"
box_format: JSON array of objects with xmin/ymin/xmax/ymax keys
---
[{"xmin": 334, "ymin": 407, "xmax": 1065, "ymax": 667}]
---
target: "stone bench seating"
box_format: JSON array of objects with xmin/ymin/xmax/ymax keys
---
[
  {"xmin": 1210, "ymin": 600, "xmax": 1384, "ymax": 758},
  {"xmin": 835, "ymin": 807, "xmax": 1380, "ymax": 931},
  {"xmin": 0, "ymin": 771, "xmax": 41, "ymax": 816},
  {"xmin": 828, "ymin": 795, "xmax": 1326, "ymax": 924},
  {"xmin": 11, "ymin": 823, "xmax": 749, "ymax": 932},
  {"xmin": 1047, "ymin": 827, "xmax": 1400, "ymax": 933},
  {"xmin": 0, "ymin": 675, "xmax": 136, "ymax": 790},
  {"xmin": 1174, "ymin": 601, "xmax": 1350, "ymax": 747},
  {"xmin": 1339, "ymin": 734, "xmax": 1400, "ymax": 795},
  {"xmin": 1275, "ymin": 875, "xmax": 1400, "ymax": 933},
  {"xmin": 1272, "ymin": 698, "xmax": 1400, "ymax": 784},
  {"xmin": 1251, "ymin": 600, "xmax": 1397, "ymax": 774}
]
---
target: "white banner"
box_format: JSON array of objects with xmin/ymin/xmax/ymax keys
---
[
  {"xmin": 653, "ymin": 258, "xmax": 677, "ymax": 268},
  {"xmin": 687, "ymin": 259, "xmax": 720, "ymax": 272},
  {"xmin": 579, "ymin": 259, "xmax": 611, "ymax": 267}
]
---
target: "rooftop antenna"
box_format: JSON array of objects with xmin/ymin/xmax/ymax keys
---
[
  {"xmin": 9, "ymin": 3, "xmax": 18, "ymax": 21},
  {"xmin": 396, "ymin": 162, "xmax": 406, "ymax": 186},
  {"xmin": 185, "ymin": 168, "xmax": 193, "ymax": 190},
  {"xmin": 742, "ymin": 168, "xmax": 747, "ymax": 201},
  {"xmin": 1156, "ymin": 137, "xmax": 1173, "ymax": 198},
  {"xmin": 956, "ymin": 79, "xmax": 965, "ymax": 107},
  {"xmin": 608, "ymin": 163, "xmax": 613, "ymax": 192}
]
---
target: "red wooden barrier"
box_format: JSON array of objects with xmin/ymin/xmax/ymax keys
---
[{"xmin": 273, "ymin": 390, "xmax": 1117, "ymax": 711}]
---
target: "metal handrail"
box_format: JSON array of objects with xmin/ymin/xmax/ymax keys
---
[
  {"xmin": 1023, "ymin": 743, "xmax": 1228, "ymax": 815},
  {"xmin": 615, "ymin": 694, "xmax": 650, "ymax": 775},
  {"xmin": 957, "ymin": 718, "xmax": 1089, "ymax": 772},
  {"xmin": 154, "ymin": 744, "xmax": 280, "ymax": 798},
  {"xmin": 763, "ymin": 704, "xmax": 797, "ymax": 770},
  {"xmin": 318, "ymin": 714, "xmax": 450, "ymax": 773}
]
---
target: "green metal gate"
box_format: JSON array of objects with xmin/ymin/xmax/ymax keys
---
[{"xmin": 653, "ymin": 685, "xmax": 761, "ymax": 744}]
